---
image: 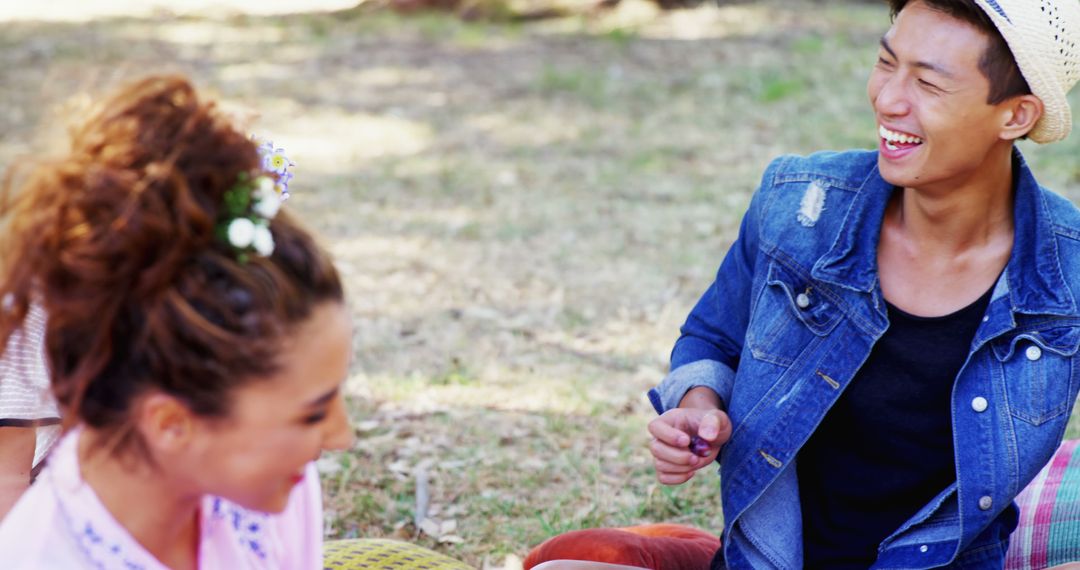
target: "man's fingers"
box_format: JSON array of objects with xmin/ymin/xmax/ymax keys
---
[
  {"xmin": 647, "ymin": 415, "xmax": 690, "ymax": 447},
  {"xmin": 657, "ymin": 470, "xmax": 694, "ymax": 485},
  {"xmin": 716, "ymin": 411, "xmax": 732, "ymax": 444},
  {"xmin": 650, "ymin": 438, "xmax": 701, "ymax": 467},
  {"xmin": 698, "ymin": 413, "xmax": 718, "ymax": 441},
  {"xmin": 647, "ymin": 408, "xmax": 727, "ymax": 486},
  {"xmin": 653, "ymin": 456, "xmax": 699, "ymax": 475},
  {"xmin": 698, "ymin": 410, "xmax": 732, "ymax": 444},
  {"xmin": 654, "ymin": 459, "xmax": 696, "ymax": 485}
]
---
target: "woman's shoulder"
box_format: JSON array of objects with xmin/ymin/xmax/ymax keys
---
[{"xmin": 0, "ymin": 473, "xmax": 84, "ymax": 568}]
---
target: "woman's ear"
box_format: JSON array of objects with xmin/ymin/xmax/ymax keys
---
[
  {"xmin": 1000, "ymin": 94, "xmax": 1044, "ymax": 141},
  {"xmin": 133, "ymin": 392, "xmax": 195, "ymax": 454}
]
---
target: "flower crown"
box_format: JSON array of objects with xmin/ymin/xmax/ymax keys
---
[{"xmin": 216, "ymin": 138, "xmax": 295, "ymax": 261}]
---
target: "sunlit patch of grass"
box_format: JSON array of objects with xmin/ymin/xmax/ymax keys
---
[
  {"xmin": 432, "ymin": 358, "xmax": 480, "ymax": 386},
  {"xmin": 534, "ymin": 65, "xmax": 609, "ymax": 108},
  {"xmin": 791, "ymin": 34, "xmax": 825, "ymax": 56},
  {"xmin": 390, "ymin": 9, "xmax": 515, "ymax": 44},
  {"xmin": 756, "ymin": 74, "xmax": 804, "ymax": 103},
  {"xmin": 603, "ymin": 26, "xmax": 638, "ymax": 48}
]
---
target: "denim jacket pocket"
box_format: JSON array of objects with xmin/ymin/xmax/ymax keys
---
[
  {"xmin": 746, "ymin": 259, "xmax": 842, "ymax": 367},
  {"xmin": 991, "ymin": 325, "xmax": 1080, "ymax": 425}
]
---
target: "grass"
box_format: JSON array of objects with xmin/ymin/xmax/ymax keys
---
[
  {"xmin": 4, "ymin": 0, "xmax": 1080, "ymax": 566},
  {"xmin": 316, "ymin": 400, "xmax": 727, "ymax": 563}
]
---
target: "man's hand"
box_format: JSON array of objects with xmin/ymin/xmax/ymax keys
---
[{"xmin": 648, "ymin": 407, "xmax": 731, "ymax": 485}]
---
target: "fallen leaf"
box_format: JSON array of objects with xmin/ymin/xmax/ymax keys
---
[
  {"xmin": 387, "ymin": 460, "xmax": 411, "ymax": 475},
  {"xmin": 356, "ymin": 419, "xmax": 380, "ymax": 432},
  {"xmin": 440, "ymin": 519, "xmax": 457, "ymax": 534},
  {"xmin": 392, "ymin": 525, "xmax": 412, "ymax": 540},
  {"xmin": 419, "ymin": 517, "xmax": 441, "ymax": 538},
  {"xmin": 315, "ymin": 457, "xmax": 342, "ymax": 475}
]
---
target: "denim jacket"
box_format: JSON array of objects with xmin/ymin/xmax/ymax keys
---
[{"xmin": 648, "ymin": 149, "xmax": 1080, "ymax": 569}]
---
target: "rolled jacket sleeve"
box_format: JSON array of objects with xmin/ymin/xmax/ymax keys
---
[{"xmin": 647, "ymin": 359, "xmax": 736, "ymax": 414}]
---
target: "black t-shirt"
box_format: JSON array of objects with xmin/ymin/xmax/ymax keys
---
[{"xmin": 797, "ymin": 285, "xmax": 993, "ymax": 569}]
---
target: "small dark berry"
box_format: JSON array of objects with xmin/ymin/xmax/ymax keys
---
[{"xmin": 689, "ymin": 435, "xmax": 711, "ymax": 457}]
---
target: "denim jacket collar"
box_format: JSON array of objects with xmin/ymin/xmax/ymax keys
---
[
  {"xmin": 809, "ymin": 162, "xmax": 891, "ymax": 294},
  {"xmin": 812, "ymin": 149, "xmax": 1076, "ymax": 317}
]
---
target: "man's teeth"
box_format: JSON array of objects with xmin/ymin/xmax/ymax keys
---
[{"xmin": 878, "ymin": 125, "xmax": 923, "ymax": 145}]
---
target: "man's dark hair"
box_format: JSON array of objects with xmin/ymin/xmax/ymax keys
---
[{"xmin": 888, "ymin": 0, "xmax": 1031, "ymax": 104}]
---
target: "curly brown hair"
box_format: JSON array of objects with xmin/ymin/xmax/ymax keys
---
[{"xmin": 0, "ymin": 75, "xmax": 343, "ymax": 457}]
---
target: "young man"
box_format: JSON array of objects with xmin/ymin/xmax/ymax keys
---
[{"xmin": 648, "ymin": 0, "xmax": 1080, "ymax": 568}]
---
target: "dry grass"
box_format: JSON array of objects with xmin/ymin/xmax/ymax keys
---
[{"xmin": 3, "ymin": 1, "xmax": 1080, "ymax": 566}]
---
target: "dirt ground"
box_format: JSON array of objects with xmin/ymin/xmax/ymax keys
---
[{"xmin": 3, "ymin": 1, "xmax": 1080, "ymax": 566}]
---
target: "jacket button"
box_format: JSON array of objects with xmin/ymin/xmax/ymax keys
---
[
  {"xmin": 919, "ymin": 545, "xmax": 928, "ymax": 553},
  {"xmin": 971, "ymin": 397, "xmax": 988, "ymax": 412},
  {"xmin": 978, "ymin": 496, "xmax": 993, "ymax": 510},
  {"xmin": 796, "ymin": 293, "xmax": 811, "ymax": 309},
  {"xmin": 1026, "ymin": 346, "xmax": 1042, "ymax": 361}
]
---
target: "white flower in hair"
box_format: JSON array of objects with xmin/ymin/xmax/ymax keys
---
[
  {"xmin": 252, "ymin": 190, "xmax": 281, "ymax": 219},
  {"xmin": 227, "ymin": 218, "xmax": 256, "ymax": 249},
  {"xmin": 256, "ymin": 176, "xmax": 275, "ymax": 195},
  {"xmin": 252, "ymin": 224, "xmax": 275, "ymax": 257},
  {"xmin": 216, "ymin": 138, "xmax": 295, "ymax": 260}
]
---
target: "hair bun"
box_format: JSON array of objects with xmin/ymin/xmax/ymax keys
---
[{"xmin": 60, "ymin": 76, "xmax": 260, "ymax": 300}]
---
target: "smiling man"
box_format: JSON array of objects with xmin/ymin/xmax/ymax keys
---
[{"xmin": 646, "ymin": 1, "xmax": 1080, "ymax": 568}]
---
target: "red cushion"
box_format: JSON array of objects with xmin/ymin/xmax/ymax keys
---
[{"xmin": 523, "ymin": 524, "xmax": 721, "ymax": 570}]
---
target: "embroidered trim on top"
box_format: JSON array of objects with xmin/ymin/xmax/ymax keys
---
[
  {"xmin": 51, "ymin": 466, "xmax": 274, "ymax": 569},
  {"xmin": 211, "ymin": 497, "xmax": 271, "ymax": 560},
  {"xmin": 52, "ymin": 475, "xmax": 151, "ymax": 570}
]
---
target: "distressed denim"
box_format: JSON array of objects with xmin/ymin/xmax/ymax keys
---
[{"xmin": 649, "ymin": 149, "xmax": 1080, "ymax": 569}]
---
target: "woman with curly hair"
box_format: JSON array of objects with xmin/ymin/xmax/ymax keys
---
[{"xmin": 0, "ymin": 75, "xmax": 353, "ymax": 569}]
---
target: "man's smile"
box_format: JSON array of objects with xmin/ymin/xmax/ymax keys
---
[{"xmin": 878, "ymin": 124, "xmax": 924, "ymax": 150}]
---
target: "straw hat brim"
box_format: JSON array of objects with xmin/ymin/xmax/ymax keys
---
[{"xmin": 975, "ymin": 0, "xmax": 1072, "ymax": 143}]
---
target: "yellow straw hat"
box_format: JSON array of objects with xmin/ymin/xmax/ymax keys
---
[{"xmin": 974, "ymin": 0, "xmax": 1080, "ymax": 143}]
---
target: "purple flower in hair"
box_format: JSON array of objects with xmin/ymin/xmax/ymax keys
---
[
  {"xmin": 252, "ymin": 135, "xmax": 295, "ymax": 200},
  {"xmin": 277, "ymin": 170, "xmax": 293, "ymax": 200},
  {"xmin": 258, "ymin": 141, "xmax": 294, "ymax": 176}
]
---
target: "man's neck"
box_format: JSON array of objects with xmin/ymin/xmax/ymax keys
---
[
  {"xmin": 893, "ymin": 144, "xmax": 1016, "ymax": 255},
  {"xmin": 875, "ymin": 142, "xmax": 1017, "ymax": 316},
  {"xmin": 79, "ymin": 429, "xmax": 201, "ymax": 570}
]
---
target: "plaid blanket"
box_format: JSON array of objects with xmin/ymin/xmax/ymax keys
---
[{"xmin": 1006, "ymin": 439, "xmax": 1080, "ymax": 569}]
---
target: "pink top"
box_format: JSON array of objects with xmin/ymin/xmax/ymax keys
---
[{"xmin": 0, "ymin": 428, "xmax": 324, "ymax": 569}]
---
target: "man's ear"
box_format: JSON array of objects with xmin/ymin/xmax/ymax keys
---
[
  {"xmin": 1000, "ymin": 94, "xmax": 1044, "ymax": 141},
  {"xmin": 133, "ymin": 392, "xmax": 195, "ymax": 454}
]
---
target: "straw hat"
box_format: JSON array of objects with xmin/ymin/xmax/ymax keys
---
[{"xmin": 971, "ymin": 1, "xmax": 1080, "ymax": 143}]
